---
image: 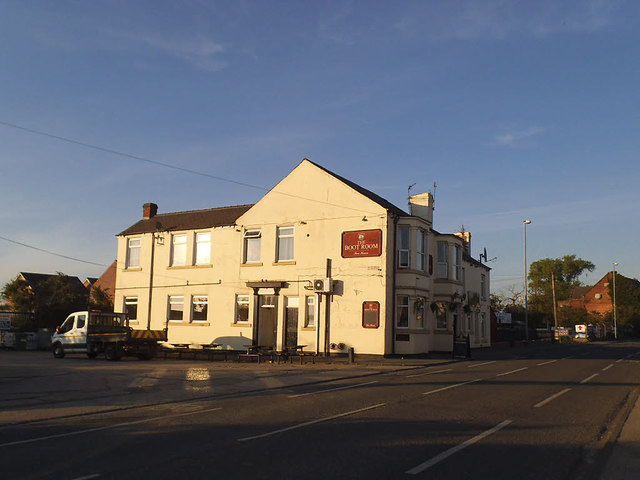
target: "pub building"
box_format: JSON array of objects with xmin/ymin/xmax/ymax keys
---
[{"xmin": 114, "ymin": 159, "xmax": 491, "ymax": 356}]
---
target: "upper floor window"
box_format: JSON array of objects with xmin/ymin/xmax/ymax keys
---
[
  {"xmin": 452, "ymin": 245, "xmax": 462, "ymax": 281},
  {"xmin": 437, "ymin": 241, "xmax": 449, "ymax": 278},
  {"xmin": 276, "ymin": 226, "xmax": 294, "ymax": 262},
  {"xmin": 481, "ymin": 274, "xmax": 487, "ymax": 300},
  {"xmin": 171, "ymin": 234, "xmax": 187, "ymax": 266},
  {"xmin": 195, "ymin": 232, "xmax": 211, "ymax": 265},
  {"xmin": 126, "ymin": 238, "xmax": 141, "ymax": 268},
  {"xmin": 243, "ymin": 230, "xmax": 261, "ymax": 263},
  {"xmin": 416, "ymin": 229, "xmax": 427, "ymax": 271},
  {"xmin": 397, "ymin": 225, "xmax": 410, "ymax": 268}
]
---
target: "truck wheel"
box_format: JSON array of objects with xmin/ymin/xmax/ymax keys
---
[
  {"xmin": 87, "ymin": 352, "xmax": 98, "ymax": 359},
  {"xmin": 52, "ymin": 343, "xmax": 65, "ymax": 359},
  {"xmin": 104, "ymin": 344, "xmax": 121, "ymax": 361}
]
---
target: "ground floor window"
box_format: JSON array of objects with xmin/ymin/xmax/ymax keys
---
[
  {"xmin": 415, "ymin": 297, "xmax": 426, "ymax": 329},
  {"xmin": 192, "ymin": 296, "xmax": 208, "ymax": 322},
  {"xmin": 168, "ymin": 296, "xmax": 184, "ymax": 321},
  {"xmin": 235, "ymin": 295, "xmax": 250, "ymax": 323},
  {"xmin": 396, "ymin": 295, "xmax": 409, "ymax": 328},
  {"xmin": 124, "ymin": 297, "xmax": 138, "ymax": 321},
  {"xmin": 481, "ymin": 312, "xmax": 487, "ymax": 338},
  {"xmin": 305, "ymin": 296, "xmax": 316, "ymax": 327},
  {"xmin": 436, "ymin": 309, "xmax": 447, "ymax": 329}
]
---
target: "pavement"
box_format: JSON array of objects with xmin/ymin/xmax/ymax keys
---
[{"xmin": 598, "ymin": 391, "xmax": 640, "ymax": 480}]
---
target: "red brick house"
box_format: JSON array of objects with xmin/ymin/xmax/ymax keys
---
[{"xmin": 558, "ymin": 272, "xmax": 614, "ymax": 315}]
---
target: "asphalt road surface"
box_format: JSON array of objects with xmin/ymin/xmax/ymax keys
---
[{"xmin": 1, "ymin": 341, "xmax": 639, "ymax": 480}]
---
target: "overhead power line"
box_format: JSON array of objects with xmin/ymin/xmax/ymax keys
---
[
  {"xmin": 0, "ymin": 120, "xmax": 265, "ymax": 191},
  {"xmin": 0, "ymin": 120, "xmax": 383, "ymax": 215},
  {"xmin": 0, "ymin": 235, "xmax": 109, "ymax": 267}
]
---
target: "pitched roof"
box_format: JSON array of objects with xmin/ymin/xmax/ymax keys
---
[
  {"xmin": 18, "ymin": 272, "xmax": 88, "ymax": 295},
  {"xmin": 305, "ymin": 159, "xmax": 408, "ymax": 217},
  {"xmin": 118, "ymin": 204, "xmax": 254, "ymax": 236}
]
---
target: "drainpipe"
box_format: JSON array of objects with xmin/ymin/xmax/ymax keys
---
[
  {"xmin": 147, "ymin": 232, "xmax": 155, "ymax": 331},
  {"xmin": 391, "ymin": 213, "xmax": 398, "ymax": 355}
]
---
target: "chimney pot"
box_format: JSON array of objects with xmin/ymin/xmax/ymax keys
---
[{"xmin": 143, "ymin": 203, "xmax": 158, "ymax": 219}]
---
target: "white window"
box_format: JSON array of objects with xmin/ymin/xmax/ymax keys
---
[
  {"xmin": 397, "ymin": 225, "xmax": 410, "ymax": 268},
  {"xmin": 168, "ymin": 296, "xmax": 184, "ymax": 321},
  {"xmin": 243, "ymin": 230, "xmax": 261, "ymax": 263},
  {"xmin": 481, "ymin": 274, "xmax": 487, "ymax": 300},
  {"xmin": 305, "ymin": 296, "xmax": 316, "ymax": 327},
  {"xmin": 453, "ymin": 245, "xmax": 462, "ymax": 281},
  {"xmin": 195, "ymin": 232, "xmax": 211, "ymax": 265},
  {"xmin": 481, "ymin": 312, "xmax": 487, "ymax": 338},
  {"xmin": 437, "ymin": 241, "xmax": 449, "ymax": 278},
  {"xmin": 126, "ymin": 238, "xmax": 141, "ymax": 268},
  {"xmin": 436, "ymin": 309, "xmax": 448, "ymax": 330},
  {"xmin": 192, "ymin": 296, "xmax": 208, "ymax": 322},
  {"xmin": 171, "ymin": 234, "xmax": 187, "ymax": 266},
  {"xmin": 416, "ymin": 297, "xmax": 426, "ymax": 329},
  {"xmin": 235, "ymin": 295, "xmax": 250, "ymax": 323},
  {"xmin": 396, "ymin": 295, "xmax": 409, "ymax": 328},
  {"xmin": 276, "ymin": 226, "xmax": 294, "ymax": 262},
  {"xmin": 416, "ymin": 229, "xmax": 427, "ymax": 271},
  {"xmin": 124, "ymin": 297, "xmax": 138, "ymax": 321}
]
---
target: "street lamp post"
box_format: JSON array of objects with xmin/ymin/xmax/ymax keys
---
[
  {"xmin": 524, "ymin": 220, "xmax": 532, "ymax": 343},
  {"xmin": 613, "ymin": 262, "xmax": 618, "ymax": 340}
]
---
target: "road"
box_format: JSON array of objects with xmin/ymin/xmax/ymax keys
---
[{"xmin": 1, "ymin": 341, "xmax": 639, "ymax": 480}]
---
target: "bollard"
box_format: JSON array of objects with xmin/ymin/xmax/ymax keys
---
[{"xmin": 348, "ymin": 347, "xmax": 355, "ymax": 363}]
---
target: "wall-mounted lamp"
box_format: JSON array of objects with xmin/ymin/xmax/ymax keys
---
[{"xmin": 362, "ymin": 216, "xmax": 368, "ymax": 221}]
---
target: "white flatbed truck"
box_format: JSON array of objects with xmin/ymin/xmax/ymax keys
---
[{"xmin": 51, "ymin": 311, "xmax": 167, "ymax": 361}]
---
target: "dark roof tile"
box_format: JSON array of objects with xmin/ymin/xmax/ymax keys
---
[{"xmin": 118, "ymin": 204, "xmax": 253, "ymax": 236}]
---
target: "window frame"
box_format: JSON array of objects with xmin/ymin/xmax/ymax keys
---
[
  {"xmin": 305, "ymin": 296, "xmax": 316, "ymax": 328},
  {"xmin": 276, "ymin": 226, "xmax": 295, "ymax": 262},
  {"xmin": 415, "ymin": 296, "xmax": 426, "ymax": 329},
  {"xmin": 397, "ymin": 225, "xmax": 410, "ymax": 269},
  {"xmin": 124, "ymin": 297, "xmax": 138, "ymax": 322},
  {"xmin": 452, "ymin": 245, "xmax": 462, "ymax": 281},
  {"xmin": 194, "ymin": 232, "xmax": 211, "ymax": 266},
  {"xmin": 235, "ymin": 294, "xmax": 250, "ymax": 324},
  {"xmin": 168, "ymin": 295, "xmax": 184, "ymax": 322},
  {"xmin": 416, "ymin": 229, "xmax": 427, "ymax": 271},
  {"xmin": 396, "ymin": 294, "xmax": 409, "ymax": 329},
  {"xmin": 191, "ymin": 295, "xmax": 208, "ymax": 323},
  {"xmin": 437, "ymin": 241, "xmax": 449, "ymax": 278},
  {"xmin": 243, "ymin": 230, "xmax": 261, "ymax": 263},
  {"xmin": 126, "ymin": 237, "xmax": 141, "ymax": 268},
  {"xmin": 171, "ymin": 234, "xmax": 188, "ymax": 267}
]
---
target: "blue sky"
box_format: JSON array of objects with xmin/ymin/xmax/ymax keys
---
[{"xmin": 1, "ymin": 0, "xmax": 638, "ymax": 297}]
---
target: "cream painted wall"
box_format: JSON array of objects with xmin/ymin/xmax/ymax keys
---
[{"xmin": 114, "ymin": 160, "xmax": 491, "ymax": 355}]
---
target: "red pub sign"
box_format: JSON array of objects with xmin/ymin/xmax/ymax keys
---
[{"xmin": 341, "ymin": 229, "xmax": 383, "ymax": 258}]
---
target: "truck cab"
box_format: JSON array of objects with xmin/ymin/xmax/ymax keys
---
[{"xmin": 51, "ymin": 312, "xmax": 91, "ymax": 358}]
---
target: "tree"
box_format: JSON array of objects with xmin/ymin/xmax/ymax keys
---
[
  {"xmin": 528, "ymin": 255, "xmax": 595, "ymax": 325},
  {"xmin": 609, "ymin": 274, "xmax": 640, "ymax": 333},
  {"xmin": 1, "ymin": 277, "xmax": 36, "ymax": 312},
  {"xmin": 1, "ymin": 273, "xmax": 89, "ymax": 328},
  {"xmin": 90, "ymin": 285, "xmax": 114, "ymax": 311}
]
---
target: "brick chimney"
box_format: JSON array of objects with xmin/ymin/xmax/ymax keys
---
[{"xmin": 143, "ymin": 203, "xmax": 158, "ymax": 219}]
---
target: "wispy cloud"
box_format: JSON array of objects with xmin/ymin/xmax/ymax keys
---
[
  {"xmin": 494, "ymin": 127, "xmax": 545, "ymax": 147},
  {"xmin": 394, "ymin": 0, "xmax": 625, "ymax": 41}
]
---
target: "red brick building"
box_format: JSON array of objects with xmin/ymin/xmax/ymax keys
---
[{"xmin": 558, "ymin": 272, "xmax": 614, "ymax": 315}]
